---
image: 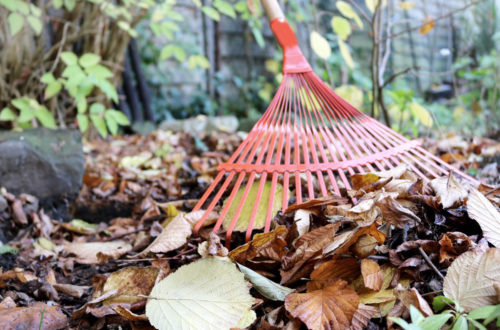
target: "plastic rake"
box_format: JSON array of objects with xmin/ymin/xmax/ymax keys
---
[{"xmin": 192, "ymin": 0, "xmax": 478, "ymax": 244}]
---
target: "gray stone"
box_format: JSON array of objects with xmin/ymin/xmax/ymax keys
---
[
  {"xmin": 0, "ymin": 128, "xmax": 84, "ymax": 201},
  {"xmin": 159, "ymin": 115, "xmax": 239, "ymax": 133},
  {"xmin": 0, "ymin": 195, "xmax": 6, "ymax": 213}
]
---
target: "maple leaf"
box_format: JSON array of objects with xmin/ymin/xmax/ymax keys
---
[{"xmin": 285, "ymin": 279, "xmax": 359, "ymax": 330}]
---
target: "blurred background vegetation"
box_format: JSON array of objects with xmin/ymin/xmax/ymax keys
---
[{"xmin": 0, "ymin": 0, "xmax": 498, "ymax": 138}]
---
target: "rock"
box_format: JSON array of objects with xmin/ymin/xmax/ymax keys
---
[
  {"xmin": 159, "ymin": 115, "xmax": 239, "ymax": 133},
  {"xmin": 0, "ymin": 128, "xmax": 84, "ymax": 202},
  {"xmin": 0, "ymin": 195, "xmax": 7, "ymax": 213}
]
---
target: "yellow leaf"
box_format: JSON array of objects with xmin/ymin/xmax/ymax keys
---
[
  {"xmin": 443, "ymin": 248, "xmax": 500, "ymax": 312},
  {"xmin": 410, "ymin": 102, "xmax": 433, "ymax": 127},
  {"xmin": 331, "ymin": 16, "xmax": 351, "ymax": 41},
  {"xmin": 265, "ymin": 59, "xmax": 280, "ymax": 74},
  {"xmin": 223, "ymin": 181, "xmax": 284, "ymax": 232},
  {"xmin": 359, "ymin": 289, "xmax": 395, "ymax": 304},
  {"xmin": 335, "ymin": 85, "xmax": 363, "ymax": 109},
  {"xmin": 365, "ymin": 0, "xmax": 387, "ymax": 13},
  {"xmin": 146, "ymin": 257, "xmax": 255, "ymax": 330},
  {"xmin": 337, "ymin": 1, "xmax": 363, "ymax": 29},
  {"xmin": 452, "ymin": 106, "xmax": 466, "ymax": 121},
  {"xmin": 338, "ymin": 38, "xmax": 354, "ymax": 69},
  {"xmin": 419, "ymin": 16, "xmax": 435, "ymax": 35},
  {"xmin": 310, "ymin": 31, "xmax": 331, "ymax": 60},
  {"xmin": 397, "ymin": 1, "xmax": 416, "ymax": 10}
]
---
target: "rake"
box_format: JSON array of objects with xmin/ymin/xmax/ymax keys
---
[{"xmin": 192, "ymin": 0, "xmax": 478, "ymax": 244}]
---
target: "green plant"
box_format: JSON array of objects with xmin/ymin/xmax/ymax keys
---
[
  {"xmin": 0, "ymin": 0, "xmax": 245, "ymax": 135},
  {"xmin": 390, "ymin": 297, "xmax": 500, "ymax": 330},
  {"xmin": 41, "ymin": 52, "xmax": 128, "ymax": 137}
]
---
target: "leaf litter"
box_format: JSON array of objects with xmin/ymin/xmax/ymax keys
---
[{"xmin": 0, "ymin": 130, "xmax": 498, "ymax": 329}]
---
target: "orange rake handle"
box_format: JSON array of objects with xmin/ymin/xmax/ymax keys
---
[{"xmin": 261, "ymin": 0, "xmax": 312, "ymax": 73}]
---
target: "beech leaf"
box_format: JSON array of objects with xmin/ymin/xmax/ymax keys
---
[
  {"xmin": 311, "ymin": 31, "xmax": 332, "ymax": 60},
  {"xmin": 443, "ymin": 248, "xmax": 500, "ymax": 312},
  {"xmin": 361, "ymin": 259, "xmax": 383, "ymax": 291},
  {"xmin": 430, "ymin": 175, "xmax": 468, "ymax": 209},
  {"xmin": 467, "ymin": 188, "xmax": 500, "ymax": 247},
  {"xmin": 139, "ymin": 212, "xmax": 192, "ymax": 256},
  {"xmin": 145, "ymin": 257, "xmax": 255, "ymax": 330}
]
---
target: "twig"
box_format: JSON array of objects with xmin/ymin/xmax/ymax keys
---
[
  {"xmin": 421, "ymin": 290, "xmax": 443, "ymax": 297},
  {"xmin": 346, "ymin": 0, "xmax": 372, "ymax": 25},
  {"xmin": 418, "ymin": 247, "xmax": 444, "ymax": 280},
  {"xmin": 383, "ymin": 66, "xmax": 419, "ymax": 88},
  {"xmin": 101, "ymin": 228, "xmax": 144, "ymax": 242},
  {"xmin": 49, "ymin": 22, "xmax": 70, "ymax": 74}
]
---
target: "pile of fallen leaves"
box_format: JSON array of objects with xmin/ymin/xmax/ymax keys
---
[{"xmin": 0, "ymin": 130, "xmax": 499, "ymax": 329}]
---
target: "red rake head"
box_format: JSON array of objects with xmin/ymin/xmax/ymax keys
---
[{"xmin": 192, "ymin": 16, "xmax": 477, "ymax": 245}]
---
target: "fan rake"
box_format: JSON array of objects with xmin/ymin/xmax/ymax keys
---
[{"xmin": 192, "ymin": 0, "xmax": 478, "ymax": 244}]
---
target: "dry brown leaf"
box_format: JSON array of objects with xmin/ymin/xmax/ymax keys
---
[
  {"xmin": 0, "ymin": 302, "xmax": 67, "ymax": 329},
  {"xmin": 372, "ymin": 164, "xmax": 415, "ymax": 180},
  {"xmin": 430, "ymin": 175, "xmax": 468, "ymax": 209},
  {"xmin": 352, "ymin": 234, "xmax": 379, "ymax": 258},
  {"xmin": 11, "ymin": 199, "xmax": 28, "ymax": 226},
  {"xmin": 102, "ymin": 267, "xmax": 159, "ymax": 305},
  {"xmin": 64, "ymin": 241, "xmax": 132, "ymax": 264},
  {"xmin": 346, "ymin": 199, "xmax": 380, "ymax": 226},
  {"xmin": 310, "ymin": 257, "xmax": 360, "ymax": 283},
  {"xmin": 376, "ymin": 196, "xmax": 420, "ymax": 228},
  {"xmin": 281, "ymin": 223, "xmax": 341, "ymax": 285},
  {"xmin": 349, "ymin": 304, "xmax": 378, "ymax": 330},
  {"xmin": 114, "ymin": 305, "xmax": 149, "ymax": 321},
  {"xmin": 184, "ymin": 209, "xmax": 219, "ymax": 228},
  {"xmin": 324, "ymin": 224, "xmax": 386, "ymax": 256},
  {"xmin": 351, "ymin": 173, "xmax": 381, "ymax": 190},
  {"xmin": 229, "ymin": 225, "xmax": 288, "ymax": 263},
  {"xmin": 53, "ymin": 284, "xmax": 90, "ymax": 298},
  {"xmin": 285, "ymin": 279, "xmax": 359, "ymax": 330},
  {"xmin": 438, "ymin": 231, "xmax": 473, "ymax": 265},
  {"xmin": 467, "ymin": 188, "xmax": 500, "ymax": 247},
  {"xmin": 294, "ymin": 209, "xmax": 312, "ymax": 238},
  {"xmin": 443, "ymin": 248, "xmax": 500, "ymax": 311},
  {"xmin": 394, "ymin": 285, "xmax": 433, "ymax": 317},
  {"xmin": 198, "ymin": 232, "xmax": 229, "ymax": 258},
  {"xmin": 139, "ymin": 212, "xmax": 192, "ymax": 256},
  {"xmin": 361, "ymin": 259, "xmax": 383, "ymax": 291},
  {"xmin": 0, "ymin": 297, "xmax": 16, "ymax": 310},
  {"xmin": 285, "ymin": 195, "xmax": 348, "ymax": 213},
  {"xmin": 419, "ymin": 16, "xmax": 435, "ymax": 34}
]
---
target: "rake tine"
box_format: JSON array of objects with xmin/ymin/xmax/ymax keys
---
[
  {"xmin": 224, "ymin": 172, "xmax": 256, "ymax": 245},
  {"xmin": 212, "ymin": 172, "xmax": 245, "ymax": 233},
  {"xmin": 245, "ymin": 173, "xmax": 269, "ymax": 241},
  {"xmin": 265, "ymin": 173, "xmax": 280, "ymax": 232},
  {"xmin": 194, "ymin": 171, "xmax": 235, "ymax": 234},
  {"xmin": 193, "ymin": 0, "xmax": 478, "ymax": 245}
]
